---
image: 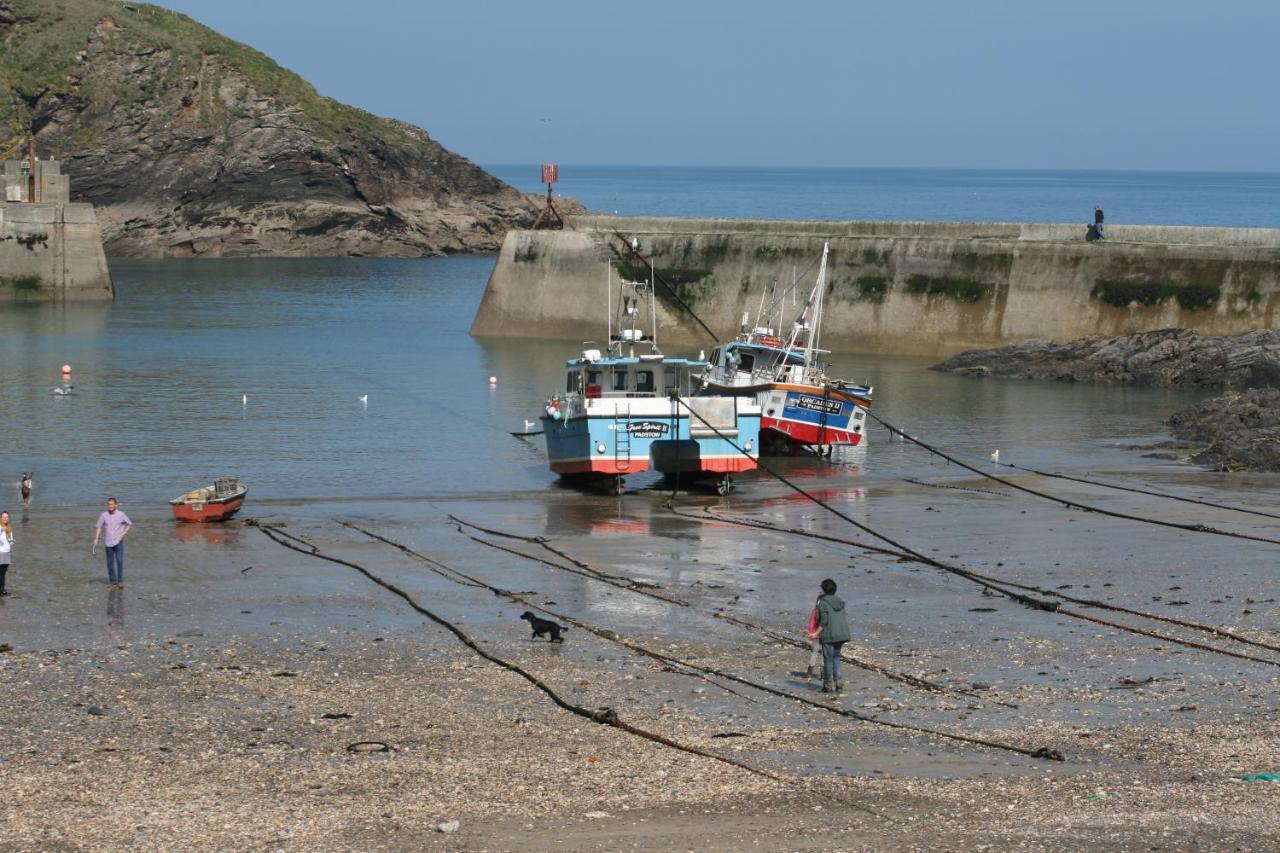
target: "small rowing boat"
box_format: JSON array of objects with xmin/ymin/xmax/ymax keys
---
[{"xmin": 169, "ymin": 477, "xmax": 248, "ymax": 523}]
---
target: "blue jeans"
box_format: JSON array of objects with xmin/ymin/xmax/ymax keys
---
[
  {"xmin": 821, "ymin": 641, "xmax": 845, "ymax": 685},
  {"xmin": 105, "ymin": 543, "xmax": 124, "ymax": 584}
]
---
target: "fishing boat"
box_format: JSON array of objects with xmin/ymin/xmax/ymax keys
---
[
  {"xmin": 169, "ymin": 477, "xmax": 248, "ymax": 522},
  {"xmin": 697, "ymin": 243, "xmax": 872, "ymax": 455},
  {"xmin": 542, "ymin": 273, "xmax": 761, "ymax": 495}
]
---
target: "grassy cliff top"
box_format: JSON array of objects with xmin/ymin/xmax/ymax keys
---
[{"xmin": 0, "ymin": 0, "xmax": 422, "ymax": 148}]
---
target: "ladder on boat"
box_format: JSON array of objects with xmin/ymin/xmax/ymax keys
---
[{"xmin": 613, "ymin": 405, "xmax": 632, "ymax": 471}]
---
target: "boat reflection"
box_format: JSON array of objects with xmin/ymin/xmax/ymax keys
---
[{"xmin": 170, "ymin": 522, "xmax": 242, "ymax": 545}]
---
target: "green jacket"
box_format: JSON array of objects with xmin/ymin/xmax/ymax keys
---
[{"xmin": 816, "ymin": 594, "xmax": 850, "ymax": 644}]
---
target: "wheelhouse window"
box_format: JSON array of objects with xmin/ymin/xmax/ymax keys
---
[
  {"xmin": 636, "ymin": 370, "xmax": 655, "ymax": 393},
  {"xmin": 566, "ymin": 371, "xmax": 578, "ymax": 393},
  {"xmin": 612, "ymin": 370, "xmax": 628, "ymax": 391},
  {"xmin": 663, "ymin": 368, "xmax": 677, "ymax": 392}
]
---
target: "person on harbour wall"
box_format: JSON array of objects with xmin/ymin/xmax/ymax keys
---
[
  {"xmin": 815, "ymin": 577, "xmax": 851, "ymax": 695},
  {"xmin": 1094, "ymin": 205, "xmax": 1105, "ymax": 240},
  {"xmin": 92, "ymin": 497, "xmax": 132, "ymax": 588},
  {"xmin": 0, "ymin": 510, "xmax": 13, "ymax": 597}
]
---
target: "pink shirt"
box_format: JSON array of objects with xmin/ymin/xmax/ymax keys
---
[{"xmin": 96, "ymin": 510, "xmax": 132, "ymax": 546}]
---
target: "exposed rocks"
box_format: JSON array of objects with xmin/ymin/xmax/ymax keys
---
[
  {"xmin": 1167, "ymin": 388, "xmax": 1280, "ymax": 471},
  {"xmin": 1, "ymin": 0, "xmax": 569, "ymax": 257},
  {"xmin": 932, "ymin": 328, "xmax": 1280, "ymax": 389}
]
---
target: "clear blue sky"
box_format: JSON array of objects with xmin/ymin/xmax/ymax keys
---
[{"xmin": 158, "ymin": 0, "xmax": 1279, "ymax": 171}]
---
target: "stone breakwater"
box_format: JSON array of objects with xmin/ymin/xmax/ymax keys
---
[
  {"xmin": 1, "ymin": 201, "xmax": 113, "ymax": 300},
  {"xmin": 472, "ymin": 216, "xmax": 1280, "ymax": 356}
]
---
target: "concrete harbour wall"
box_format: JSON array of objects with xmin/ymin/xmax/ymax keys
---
[
  {"xmin": 472, "ymin": 216, "xmax": 1280, "ymax": 357},
  {"xmin": 0, "ymin": 202, "xmax": 114, "ymax": 301}
]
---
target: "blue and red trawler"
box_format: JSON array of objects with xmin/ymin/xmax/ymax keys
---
[
  {"xmin": 697, "ymin": 243, "xmax": 873, "ymax": 455},
  {"xmin": 542, "ymin": 276, "xmax": 760, "ymax": 495}
]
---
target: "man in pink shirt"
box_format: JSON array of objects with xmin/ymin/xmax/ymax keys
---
[{"xmin": 92, "ymin": 497, "xmax": 133, "ymax": 587}]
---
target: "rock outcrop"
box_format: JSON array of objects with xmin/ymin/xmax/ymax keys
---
[
  {"xmin": 1166, "ymin": 389, "xmax": 1280, "ymax": 472},
  {"xmin": 931, "ymin": 329, "xmax": 1280, "ymax": 390},
  {"xmin": 0, "ymin": 0, "xmax": 554, "ymax": 257}
]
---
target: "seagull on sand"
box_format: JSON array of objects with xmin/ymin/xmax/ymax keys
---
[{"xmin": 990, "ymin": 449, "xmax": 1000, "ymax": 463}]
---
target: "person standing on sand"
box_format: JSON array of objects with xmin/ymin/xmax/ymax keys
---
[
  {"xmin": 92, "ymin": 497, "xmax": 132, "ymax": 588},
  {"xmin": 816, "ymin": 578, "xmax": 851, "ymax": 694},
  {"xmin": 0, "ymin": 511, "xmax": 13, "ymax": 596}
]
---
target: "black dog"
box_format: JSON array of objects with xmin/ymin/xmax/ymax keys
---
[
  {"xmin": 20, "ymin": 473, "xmax": 32, "ymax": 502},
  {"xmin": 520, "ymin": 611, "xmax": 568, "ymax": 643}
]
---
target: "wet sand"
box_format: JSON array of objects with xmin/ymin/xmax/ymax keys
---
[{"xmin": 3, "ymin": 464, "xmax": 1280, "ymax": 850}]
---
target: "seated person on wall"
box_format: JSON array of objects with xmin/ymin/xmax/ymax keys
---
[{"xmin": 1085, "ymin": 223, "xmax": 1101, "ymax": 242}]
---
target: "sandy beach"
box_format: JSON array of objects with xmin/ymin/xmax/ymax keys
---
[{"xmin": 3, "ymin": 470, "xmax": 1279, "ymax": 850}]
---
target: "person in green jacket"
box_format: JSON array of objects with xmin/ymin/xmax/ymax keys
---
[{"xmin": 815, "ymin": 578, "xmax": 851, "ymax": 694}]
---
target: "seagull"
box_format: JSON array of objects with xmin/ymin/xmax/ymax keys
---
[
  {"xmin": 242, "ymin": 394, "xmax": 247, "ymax": 405},
  {"xmin": 51, "ymin": 387, "xmax": 70, "ymax": 396},
  {"xmin": 991, "ymin": 449, "xmax": 1000, "ymax": 463},
  {"xmin": 524, "ymin": 419, "xmax": 536, "ymax": 431},
  {"xmin": 359, "ymin": 394, "xmax": 368, "ymax": 405}
]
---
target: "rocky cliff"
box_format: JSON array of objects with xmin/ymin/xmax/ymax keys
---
[
  {"xmin": 0, "ymin": 0, "xmax": 549, "ymax": 257},
  {"xmin": 931, "ymin": 329, "xmax": 1280, "ymax": 389}
]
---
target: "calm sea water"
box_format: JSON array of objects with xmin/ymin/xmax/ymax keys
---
[
  {"xmin": 489, "ymin": 165, "xmax": 1280, "ymax": 228},
  {"xmin": 0, "ymin": 256, "xmax": 1203, "ymax": 509},
  {"xmin": 8, "ymin": 165, "xmax": 1270, "ymax": 507}
]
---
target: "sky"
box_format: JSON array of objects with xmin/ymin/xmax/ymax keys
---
[{"xmin": 154, "ymin": 0, "xmax": 1280, "ymax": 172}]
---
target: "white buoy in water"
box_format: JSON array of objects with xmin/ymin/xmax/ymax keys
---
[{"xmin": 991, "ymin": 449, "xmax": 1000, "ymax": 463}]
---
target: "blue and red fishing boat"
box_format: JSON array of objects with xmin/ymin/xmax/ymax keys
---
[
  {"xmin": 542, "ymin": 275, "xmax": 760, "ymax": 494},
  {"xmin": 697, "ymin": 243, "xmax": 873, "ymax": 455}
]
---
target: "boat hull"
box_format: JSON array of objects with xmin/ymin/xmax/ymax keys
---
[
  {"xmin": 169, "ymin": 488, "xmax": 248, "ymax": 522},
  {"xmin": 543, "ymin": 400, "xmax": 760, "ymax": 481},
  {"xmin": 762, "ymin": 384, "xmax": 868, "ymax": 449}
]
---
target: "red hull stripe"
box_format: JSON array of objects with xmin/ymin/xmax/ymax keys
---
[
  {"xmin": 549, "ymin": 459, "xmax": 653, "ymax": 475},
  {"xmin": 763, "ymin": 419, "xmax": 863, "ymax": 446}
]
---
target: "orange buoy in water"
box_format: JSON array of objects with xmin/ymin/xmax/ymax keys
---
[
  {"xmin": 488, "ymin": 376, "xmax": 497, "ymax": 385},
  {"xmin": 61, "ymin": 363, "xmax": 72, "ymax": 375}
]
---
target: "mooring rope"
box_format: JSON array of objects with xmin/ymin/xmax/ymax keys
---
[
  {"xmin": 687, "ymin": 504, "xmax": 1280, "ymax": 656},
  {"xmin": 997, "ymin": 461, "xmax": 1280, "ymax": 521},
  {"xmin": 866, "ymin": 410, "xmax": 1280, "ymax": 548},
  {"xmin": 449, "ymin": 516, "xmax": 1020, "ymax": 707},
  {"xmin": 249, "ymin": 521, "xmax": 824, "ymax": 800},
  {"xmin": 668, "ymin": 398, "xmax": 1280, "ymax": 668},
  {"xmin": 336, "ymin": 521, "xmax": 1060, "ymax": 761}
]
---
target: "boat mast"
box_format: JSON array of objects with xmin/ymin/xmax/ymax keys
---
[{"xmin": 806, "ymin": 242, "xmax": 830, "ymax": 372}]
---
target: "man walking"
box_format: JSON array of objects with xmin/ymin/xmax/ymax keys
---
[
  {"xmin": 815, "ymin": 578, "xmax": 851, "ymax": 694},
  {"xmin": 93, "ymin": 497, "xmax": 132, "ymax": 587},
  {"xmin": 1094, "ymin": 205, "xmax": 1105, "ymax": 240}
]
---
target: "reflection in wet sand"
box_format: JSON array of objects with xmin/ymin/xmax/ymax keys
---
[
  {"xmin": 170, "ymin": 522, "xmax": 241, "ymax": 546},
  {"xmin": 105, "ymin": 586, "xmax": 125, "ymax": 644}
]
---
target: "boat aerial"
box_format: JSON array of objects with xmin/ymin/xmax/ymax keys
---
[
  {"xmin": 698, "ymin": 243, "xmax": 872, "ymax": 455},
  {"xmin": 169, "ymin": 477, "xmax": 248, "ymax": 522},
  {"xmin": 541, "ymin": 268, "xmax": 761, "ymax": 495}
]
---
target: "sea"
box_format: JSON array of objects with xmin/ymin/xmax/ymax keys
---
[{"xmin": 3, "ymin": 166, "xmax": 1276, "ymax": 509}]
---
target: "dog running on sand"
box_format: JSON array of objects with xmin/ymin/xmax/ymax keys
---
[{"xmin": 520, "ymin": 611, "xmax": 568, "ymax": 643}]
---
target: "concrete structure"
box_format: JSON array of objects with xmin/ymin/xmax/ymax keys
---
[
  {"xmin": 472, "ymin": 216, "xmax": 1280, "ymax": 357},
  {"xmin": 1, "ymin": 160, "xmax": 113, "ymax": 300}
]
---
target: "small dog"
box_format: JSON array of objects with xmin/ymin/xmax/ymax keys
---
[
  {"xmin": 520, "ymin": 611, "xmax": 568, "ymax": 643},
  {"xmin": 20, "ymin": 473, "xmax": 32, "ymax": 502}
]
